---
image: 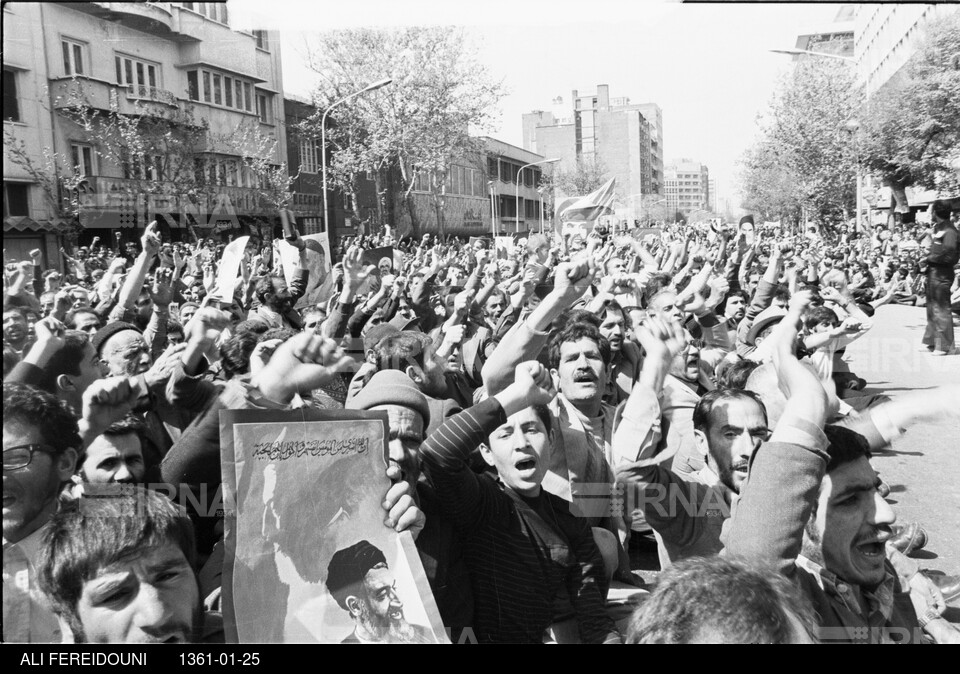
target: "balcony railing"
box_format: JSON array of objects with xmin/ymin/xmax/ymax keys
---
[{"xmin": 126, "ymin": 84, "xmax": 178, "ymax": 106}]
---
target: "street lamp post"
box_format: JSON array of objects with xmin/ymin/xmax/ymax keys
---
[
  {"xmin": 537, "ymin": 187, "xmax": 545, "ymax": 234},
  {"xmin": 516, "ymin": 158, "xmax": 559, "ymax": 235},
  {"xmin": 321, "ymin": 78, "xmax": 392, "ymax": 237},
  {"xmin": 845, "ymin": 118, "xmax": 863, "ymax": 233}
]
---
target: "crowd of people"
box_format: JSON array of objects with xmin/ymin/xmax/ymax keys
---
[{"xmin": 3, "ymin": 199, "xmax": 959, "ymax": 644}]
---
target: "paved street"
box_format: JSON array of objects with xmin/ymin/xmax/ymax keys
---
[{"xmin": 844, "ymin": 304, "xmax": 960, "ymax": 583}]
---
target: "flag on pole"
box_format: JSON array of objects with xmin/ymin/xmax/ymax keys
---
[{"xmin": 557, "ymin": 178, "xmax": 617, "ymax": 223}]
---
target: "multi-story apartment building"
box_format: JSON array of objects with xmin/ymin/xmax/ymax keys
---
[
  {"xmin": 284, "ymin": 94, "xmax": 327, "ymax": 237},
  {"xmin": 522, "ymin": 85, "xmax": 663, "ymax": 205},
  {"xmin": 664, "ymin": 159, "xmax": 710, "ymax": 217},
  {"xmin": 856, "ymin": 4, "xmax": 957, "ymax": 96},
  {"xmin": 396, "ymin": 137, "xmax": 552, "ymax": 237},
  {"xmin": 3, "ymin": 2, "xmax": 286, "ymax": 256},
  {"xmin": 793, "ymin": 4, "xmax": 855, "ymax": 60}
]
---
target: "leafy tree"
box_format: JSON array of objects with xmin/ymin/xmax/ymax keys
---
[
  {"xmin": 553, "ymin": 155, "xmax": 609, "ymax": 196},
  {"xmin": 2, "ymin": 128, "xmax": 85, "ymax": 225},
  {"xmin": 4, "ymin": 77, "xmax": 292, "ymax": 237},
  {"xmin": 739, "ymin": 58, "xmax": 859, "ymax": 230},
  {"xmin": 301, "ymin": 26, "xmax": 504, "ymax": 236},
  {"xmin": 859, "ymin": 10, "xmax": 960, "ymax": 217}
]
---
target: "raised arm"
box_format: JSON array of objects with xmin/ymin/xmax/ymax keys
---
[
  {"xmin": 421, "ymin": 362, "xmax": 555, "ymax": 530},
  {"xmin": 111, "ymin": 221, "xmax": 160, "ymax": 320},
  {"xmin": 724, "ymin": 289, "xmax": 829, "ymax": 576},
  {"xmin": 481, "ymin": 259, "xmax": 595, "ymax": 395}
]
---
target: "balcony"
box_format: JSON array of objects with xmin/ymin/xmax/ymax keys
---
[
  {"xmin": 125, "ymin": 84, "xmax": 178, "ymax": 107},
  {"xmin": 74, "ymin": 3, "xmax": 178, "ymax": 38},
  {"xmin": 76, "ymin": 176, "xmax": 280, "ymax": 220}
]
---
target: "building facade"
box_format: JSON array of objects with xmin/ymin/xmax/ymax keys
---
[
  {"xmin": 522, "ymin": 84, "xmax": 663, "ymax": 205},
  {"xmin": 855, "ymin": 4, "xmax": 957, "ymax": 97},
  {"xmin": 395, "ymin": 137, "xmax": 551, "ymax": 237},
  {"xmin": 793, "ymin": 4, "xmax": 855, "ymax": 60},
  {"xmin": 3, "ymin": 1, "xmax": 287, "ymax": 256},
  {"xmin": 664, "ymin": 159, "xmax": 710, "ymax": 218}
]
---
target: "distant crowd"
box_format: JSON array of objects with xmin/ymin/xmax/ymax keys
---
[{"xmin": 4, "ymin": 201, "xmax": 959, "ymax": 643}]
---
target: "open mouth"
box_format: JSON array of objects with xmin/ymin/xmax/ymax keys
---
[
  {"xmin": 857, "ymin": 541, "xmax": 885, "ymax": 558},
  {"xmin": 573, "ymin": 371, "xmax": 597, "ymax": 384},
  {"xmin": 515, "ymin": 457, "xmax": 537, "ymax": 472}
]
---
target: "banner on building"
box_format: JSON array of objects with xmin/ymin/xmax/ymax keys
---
[{"xmin": 219, "ymin": 408, "xmax": 447, "ymax": 643}]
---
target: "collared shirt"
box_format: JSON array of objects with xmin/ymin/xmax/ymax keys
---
[
  {"xmin": 542, "ymin": 394, "xmax": 619, "ymax": 522},
  {"xmin": 796, "ymin": 555, "xmax": 896, "ymax": 624},
  {"xmin": 3, "ymin": 523, "xmax": 62, "ymax": 643}
]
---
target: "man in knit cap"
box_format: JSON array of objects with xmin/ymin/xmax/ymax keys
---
[{"xmin": 347, "ymin": 370, "xmax": 474, "ymax": 642}]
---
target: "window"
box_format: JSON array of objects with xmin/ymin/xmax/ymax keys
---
[
  {"xmin": 61, "ymin": 38, "xmax": 85, "ymax": 76},
  {"xmin": 253, "ymin": 30, "xmax": 268, "ymax": 50},
  {"xmin": 299, "ymin": 137, "xmax": 321, "ymax": 173},
  {"xmin": 70, "ymin": 143, "xmax": 95, "ymax": 177},
  {"xmin": 3, "ymin": 68, "xmax": 20, "ymax": 122},
  {"xmin": 257, "ymin": 93, "xmax": 270, "ymax": 123},
  {"xmin": 413, "ymin": 171, "xmax": 430, "ymax": 192},
  {"xmin": 187, "ymin": 70, "xmax": 252, "ymax": 112},
  {"xmin": 122, "ymin": 150, "xmax": 163, "ymax": 181},
  {"xmin": 115, "ymin": 55, "xmax": 159, "ymax": 94},
  {"xmin": 4, "ymin": 183, "xmax": 29, "ymax": 217},
  {"xmin": 185, "ymin": 2, "xmax": 228, "ymax": 24},
  {"xmin": 187, "ymin": 70, "xmax": 199, "ymax": 100},
  {"xmin": 225, "ymin": 159, "xmax": 239, "ymax": 186},
  {"xmin": 487, "ymin": 157, "xmax": 498, "ymax": 178}
]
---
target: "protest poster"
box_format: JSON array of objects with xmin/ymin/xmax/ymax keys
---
[
  {"xmin": 494, "ymin": 236, "xmax": 515, "ymax": 260},
  {"xmin": 210, "ymin": 236, "xmax": 248, "ymax": 302},
  {"xmin": 360, "ymin": 246, "xmax": 398, "ymax": 274},
  {"xmin": 296, "ymin": 232, "xmax": 333, "ymax": 310},
  {"xmin": 219, "ymin": 408, "xmax": 448, "ymax": 644},
  {"xmin": 273, "ymin": 238, "xmax": 301, "ymax": 287}
]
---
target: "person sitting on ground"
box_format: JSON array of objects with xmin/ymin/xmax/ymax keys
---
[{"xmin": 724, "ymin": 296, "xmax": 960, "ymax": 644}]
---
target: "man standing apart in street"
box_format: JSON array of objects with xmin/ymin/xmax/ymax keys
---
[{"xmin": 922, "ymin": 200, "xmax": 959, "ymax": 355}]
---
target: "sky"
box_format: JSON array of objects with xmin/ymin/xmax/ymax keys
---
[{"xmin": 230, "ymin": 0, "xmax": 851, "ymax": 209}]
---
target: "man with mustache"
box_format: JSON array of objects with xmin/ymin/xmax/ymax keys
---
[
  {"xmin": 481, "ymin": 259, "xmax": 641, "ymax": 584},
  {"xmin": 254, "ymin": 232, "xmax": 313, "ymax": 331},
  {"xmin": 616, "ymin": 299, "xmax": 958, "ymax": 642},
  {"xmin": 326, "ymin": 540, "xmax": 434, "ymax": 644},
  {"xmin": 725, "ymin": 298, "xmax": 959, "ymax": 644}
]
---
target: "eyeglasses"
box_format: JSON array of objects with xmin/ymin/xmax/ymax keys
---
[{"xmin": 3, "ymin": 444, "xmax": 57, "ymax": 471}]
